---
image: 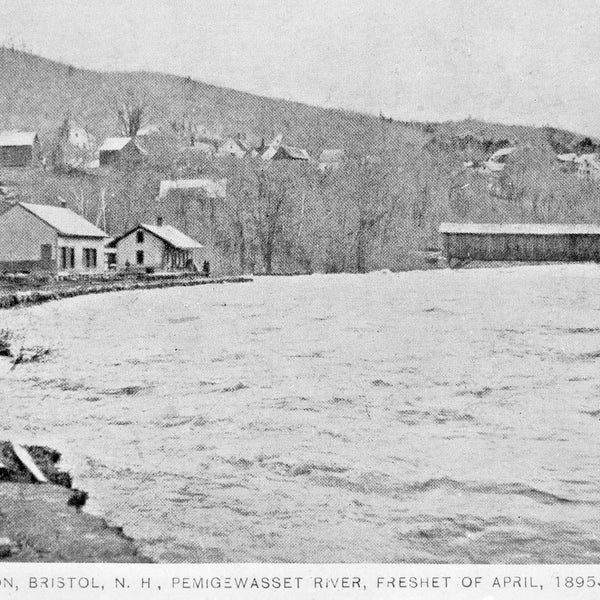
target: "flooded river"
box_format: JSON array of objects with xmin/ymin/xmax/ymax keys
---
[{"xmin": 2, "ymin": 265, "xmax": 600, "ymax": 562}]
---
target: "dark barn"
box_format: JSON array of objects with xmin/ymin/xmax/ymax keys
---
[
  {"xmin": 440, "ymin": 222, "xmax": 600, "ymax": 266},
  {"xmin": 0, "ymin": 131, "xmax": 41, "ymax": 167},
  {"xmin": 98, "ymin": 137, "xmax": 146, "ymax": 167}
]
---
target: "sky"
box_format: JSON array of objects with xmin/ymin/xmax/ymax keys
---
[{"xmin": 3, "ymin": 0, "xmax": 600, "ymax": 135}]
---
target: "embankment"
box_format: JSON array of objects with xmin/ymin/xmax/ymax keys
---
[
  {"xmin": 0, "ymin": 442, "xmax": 150, "ymax": 562},
  {"xmin": 0, "ymin": 274, "xmax": 252, "ymax": 310}
]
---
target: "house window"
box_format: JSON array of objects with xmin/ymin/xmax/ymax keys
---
[
  {"xmin": 83, "ymin": 248, "xmax": 97, "ymax": 268},
  {"xmin": 136, "ymin": 230, "xmax": 144, "ymax": 243},
  {"xmin": 136, "ymin": 250, "xmax": 144, "ymax": 265},
  {"xmin": 59, "ymin": 247, "xmax": 75, "ymax": 269}
]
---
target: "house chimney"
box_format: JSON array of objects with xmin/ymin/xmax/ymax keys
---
[
  {"xmin": 156, "ymin": 215, "xmax": 163, "ymax": 226},
  {"xmin": 58, "ymin": 197, "xmax": 67, "ymax": 208}
]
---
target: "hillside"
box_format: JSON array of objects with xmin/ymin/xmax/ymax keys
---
[
  {"xmin": 1, "ymin": 47, "xmax": 600, "ymax": 275},
  {"xmin": 0, "ymin": 47, "xmax": 430, "ymax": 156},
  {"xmin": 2, "ymin": 47, "xmax": 593, "ymax": 158}
]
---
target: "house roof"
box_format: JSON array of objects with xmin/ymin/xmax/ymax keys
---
[
  {"xmin": 489, "ymin": 147, "xmax": 516, "ymax": 160},
  {"xmin": 575, "ymin": 153, "xmax": 600, "ymax": 168},
  {"xmin": 557, "ymin": 153, "xmax": 577, "ymax": 162},
  {"xmin": 99, "ymin": 137, "xmax": 132, "ymax": 151},
  {"xmin": 113, "ymin": 223, "xmax": 203, "ymax": 249},
  {"xmin": 136, "ymin": 124, "xmax": 160, "ymax": 137},
  {"xmin": 274, "ymin": 145, "xmax": 310, "ymax": 160},
  {"xmin": 0, "ymin": 131, "xmax": 38, "ymax": 147},
  {"xmin": 141, "ymin": 224, "xmax": 203, "ymax": 249},
  {"xmin": 18, "ymin": 202, "xmax": 108, "ymax": 238},
  {"xmin": 158, "ymin": 178, "xmax": 227, "ymax": 199},
  {"xmin": 319, "ymin": 149, "xmax": 344, "ymax": 162},
  {"xmin": 439, "ymin": 222, "xmax": 600, "ymax": 236},
  {"xmin": 219, "ymin": 137, "xmax": 250, "ymax": 153}
]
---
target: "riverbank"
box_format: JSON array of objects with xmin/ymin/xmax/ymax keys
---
[
  {"xmin": 0, "ymin": 442, "xmax": 150, "ymax": 562},
  {"xmin": 0, "ymin": 273, "xmax": 252, "ymax": 310}
]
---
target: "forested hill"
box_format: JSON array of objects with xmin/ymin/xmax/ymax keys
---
[{"xmin": 0, "ymin": 46, "xmax": 591, "ymax": 157}]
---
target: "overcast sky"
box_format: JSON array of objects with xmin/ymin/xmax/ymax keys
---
[{"xmin": 3, "ymin": 0, "xmax": 599, "ymax": 134}]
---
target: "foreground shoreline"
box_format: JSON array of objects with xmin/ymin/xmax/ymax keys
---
[
  {"xmin": 0, "ymin": 442, "xmax": 150, "ymax": 562},
  {"xmin": 0, "ymin": 274, "xmax": 253, "ymax": 310}
]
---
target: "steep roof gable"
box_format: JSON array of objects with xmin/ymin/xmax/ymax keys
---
[
  {"xmin": 113, "ymin": 223, "xmax": 203, "ymax": 249},
  {"xmin": 0, "ymin": 131, "xmax": 38, "ymax": 147},
  {"xmin": 17, "ymin": 202, "xmax": 108, "ymax": 238}
]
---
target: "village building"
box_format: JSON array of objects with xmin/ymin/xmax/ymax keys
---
[
  {"xmin": 136, "ymin": 124, "xmax": 161, "ymax": 137},
  {"xmin": 0, "ymin": 201, "xmax": 108, "ymax": 274},
  {"xmin": 261, "ymin": 134, "xmax": 284, "ymax": 160},
  {"xmin": 61, "ymin": 127, "xmax": 97, "ymax": 170},
  {"xmin": 575, "ymin": 153, "xmax": 600, "ymax": 181},
  {"xmin": 556, "ymin": 153, "xmax": 578, "ymax": 173},
  {"xmin": 364, "ymin": 155, "xmax": 382, "ymax": 166},
  {"xmin": 0, "ymin": 131, "xmax": 42, "ymax": 168},
  {"xmin": 98, "ymin": 137, "xmax": 146, "ymax": 167},
  {"xmin": 185, "ymin": 141, "xmax": 218, "ymax": 157},
  {"xmin": 482, "ymin": 147, "xmax": 515, "ymax": 173},
  {"xmin": 318, "ymin": 149, "xmax": 344, "ymax": 171},
  {"xmin": 158, "ymin": 178, "xmax": 227, "ymax": 200},
  {"xmin": 440, "ymin": 222, "xmax": 600, "ymax": 266},
  {"xmin": 270, "ymin": 145, "xmax": 310, "ymax": 161},
  {"xmin": 109, "ymin": 218, "xmax": 204, "ymax": 271},
  {"xmin": 217, "ymin": 137, "xmax": 251, "ymax": 158},
  {"xmin": 68, "ymin": 127, "xmax": 96, "ymax": 150}
]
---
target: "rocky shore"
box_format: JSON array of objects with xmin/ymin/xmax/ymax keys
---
[{"xmin": 0, "ymin": 442, "xmax": 150, "ymax": 562}]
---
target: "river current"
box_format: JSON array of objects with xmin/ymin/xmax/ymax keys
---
[{"xmin": 2, "ymin": 265, "xmax": 600, "ymax": 562}]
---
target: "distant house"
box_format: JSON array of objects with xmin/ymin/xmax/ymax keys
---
[
  {"xmin": 158, "ymin": 179, "xmax": 227, "ymax": 200},
  {"xmin": 0, "ymin": 131, "xmax": 41, "ymax": 168},
  {"xmin": 98, "ymin": 137, "xmax": 146, "ymax": 167},
  {"xmin": 110, "ymin": 218, "xmax": 204, "ymax": 271},
  {"xmin": 186, "ymin": 141, "xmax": 218, "ymax": 157},
  {"xmin": 61, "ymin": 127, "xmax": 97, "ymax": 170},
  {"xmin": 556, "ymin": 153, "xmax": 578, "ymax": 173},
  {"xmin": 575, "ymin": 153, "xmax": 600, "ymax": 181},
  {"xmin": 364, "ymin": 155, "xmax": 382, "ymax": 166},
  {"xmin": 261, "ymin": 134, "xmax": 284, "ymax": 160},
  {"xmin": 482, "ymin": 147, "xmax": 515, "ymax": 173},
  {"xmin": 68, "ymin": 127, "xmax": 96, "ymax": 150},
  {"xmin": 217, "ymin": 137, "xmax": 251, "ymax": 158},
  {"xmin": 270, "ymin": 145, "xmax": 310, "ymax": 161},
  {"xmin": 136, "ymin": 124, "xmax": 161, "ymax": 137},
  {"xmin": 318, "ymin": 149, "xmax": 344, "ymax": 171},
  {"xmin": 0, "ymin": 201, "xmax": 108, "ymax": 274}
]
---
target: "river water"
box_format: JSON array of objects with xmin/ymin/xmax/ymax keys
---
[{"xmin": 1, "ymin": 265, "xmax": 600, "ymax": 563}]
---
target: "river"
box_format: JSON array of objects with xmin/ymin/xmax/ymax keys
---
[{"xmin": 1, "ymin": 265, "xmax": 600, "ymax": 562}]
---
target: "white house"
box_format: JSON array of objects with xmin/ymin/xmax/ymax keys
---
[
  {"xmin": 482, "ymin": 147, "xmax": 516, "ymax": 173},
  {"xmin": 261, "ymin": 134, "xmax": 284, "ymax": 160},
  {"xmin": 0, "ymin": 202, "xmax": 108, "ymax": 274},
  {"xmin": 575, "ymin": 153, "xmax": 600, "ymax": 181},
  {"xmin": 110, "ymin": 218, "xmax": 204, "ymax": 271},
  {"xmin": 217, "ymin": 137, "xmax": 250, "ymax": 158},
  {"xmin": 318, "ymin": 149, "xmax": 344, "ymax": 171},
  {"xmin": 158, "ymin": 178, "xmax": 227, "ymax": 200}
]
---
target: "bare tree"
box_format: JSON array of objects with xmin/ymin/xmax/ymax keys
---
[
  {"xmin": 251, "ymin": 167, "xmax": 289, "ymax": 275},
  {"xmin": 343, "ymin": 158, "xmax": 400, "ymax": 273},
  {"xmin": 115, "ymin": 90, "xmax": 146, "ymax": 137}
]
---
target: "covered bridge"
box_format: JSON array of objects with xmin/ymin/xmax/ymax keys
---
[{"xmin": 439, "ymin": 222, "xmax": 600, "ymax": 266}]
